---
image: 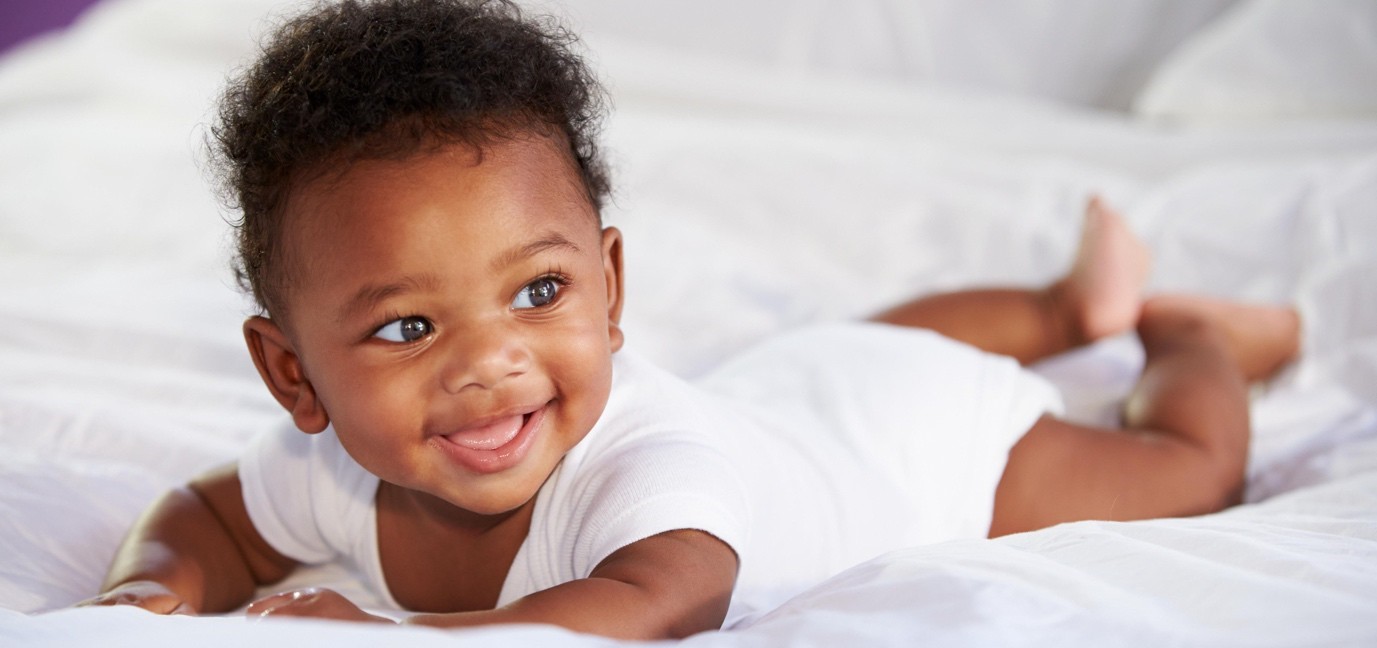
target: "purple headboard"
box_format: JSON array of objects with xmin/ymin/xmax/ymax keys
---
[{"xmin": 0, "ymin": 0, "xmax": 106, "ymax": 54}]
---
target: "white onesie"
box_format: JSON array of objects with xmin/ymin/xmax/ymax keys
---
[{"xmin": 240, "ymin": 322, "xmax": 1062, "ymax": 623}]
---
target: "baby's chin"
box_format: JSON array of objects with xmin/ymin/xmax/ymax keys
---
[
  {"xmin": 438, "ymin": 483, "xmax": 543, "ymax": 518},
  {"xmin": 435, "ymin": 454, "xmax": 567, "ymax": 517}
]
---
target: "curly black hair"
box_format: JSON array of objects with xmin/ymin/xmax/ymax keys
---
[{"xmin": 211, "ymin": 0, "xmax": 610, "ymax": 318}]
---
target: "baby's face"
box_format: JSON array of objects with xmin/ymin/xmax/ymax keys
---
[{"xmin": 275, "ymin": 134, "xmax": 623, "ymax": 515}]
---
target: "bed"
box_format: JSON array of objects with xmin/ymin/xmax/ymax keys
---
[{"xmin": 3, "ymin": 0, "xmax": 1377, "ymax": 644}]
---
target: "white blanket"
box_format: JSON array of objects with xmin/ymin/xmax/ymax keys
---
[{"xmin": 3, "ymin": 0, "xmax": 1377, "ymax": 645}]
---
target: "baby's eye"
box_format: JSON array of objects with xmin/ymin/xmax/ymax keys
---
[
  {"xmin": 373, "ymin": 316, "xmax": 433, "ymax": 343},
  {"xmin": 512, "ymin": 277, "xmax": 562, "ymax": 310}
]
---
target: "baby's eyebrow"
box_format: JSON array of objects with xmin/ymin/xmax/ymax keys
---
[
  {"xmin": 491, "ymin": 232, "xmax": 581, "ymax": 272},
  {"xmin": 336, "ymin": 275, "xmax": 437, "ymax": 324}
]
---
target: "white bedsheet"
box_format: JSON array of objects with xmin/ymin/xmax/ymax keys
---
[{"xmin": 3, "ymin": 0, "xmax": 1376, "ymax": 645}]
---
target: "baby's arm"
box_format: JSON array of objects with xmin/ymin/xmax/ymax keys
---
[
  {"xmin": 82, "ymin": 463, "xmax": 298, "ymax": 614},
  {"xmin": 252, "ymin": 529, "xmax": 738, "ymax": 639}
]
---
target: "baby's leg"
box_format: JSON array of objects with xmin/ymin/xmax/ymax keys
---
[
  {"xmin": 987, "ymin": 296, "xmax": 1300, "ymax": 536},
  {"xmin": 870, "ymin": 198, "xmax": 1150, "ymax": 365}
]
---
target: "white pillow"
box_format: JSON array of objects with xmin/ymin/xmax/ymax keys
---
[
  {"xmin": 538, "ymin": 0, "xmax": 1235, "ymax": 110},
  {"xmin": 1134, "ymin": 0, "xmax": 1377, "ymax": 120}
]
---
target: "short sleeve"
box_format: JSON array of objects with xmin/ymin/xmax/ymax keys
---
[
  {"xmin": 238, "ymin": 423, "xmax": 379, "ymax": 565},
  {"xmin": 567, "ymin": 436, "xmax": 751, "ymax": 579}
]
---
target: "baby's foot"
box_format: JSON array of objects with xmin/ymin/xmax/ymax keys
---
[
  {"xmin": 1141, "ymin": 295, "xmax": 1301, "ymax": 382},
  {"xmin": 1059, "ymin": 197, "xmax": 1152, "ymax": 343}
]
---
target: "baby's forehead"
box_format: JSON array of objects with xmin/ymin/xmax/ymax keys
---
[
  {"xmin": 278, "ymin": 135, "xmax": 601, "ymax": 258},
  {"xmin": 305, "ymin": 132, "xmax": 595, "ymax": 212}
]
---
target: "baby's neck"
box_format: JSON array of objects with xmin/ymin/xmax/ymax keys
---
[{"xmin": 375, "ymin": 481, "xmax": 535, "ymax": 612}]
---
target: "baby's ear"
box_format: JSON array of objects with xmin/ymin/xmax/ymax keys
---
[
  {"xmin": 601, "ymin": 227, "xmax": 625, "ymax": 352},
  {"xmin": 243, "ymin": 316, "xmax": 330, "ymax": 434}
]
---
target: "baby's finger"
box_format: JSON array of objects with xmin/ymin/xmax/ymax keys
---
[
  {"xmin": 74, "ymin": 583, "xmax": 187, "ymax": 615},
  {"xmin": 246, "ymin": 588, "xmax": 318, "ymax": 618},
  {"xmin": 248, "ymin": 587, "xmax": 391, "ymax": 623},
  {"xmin": 170, "ymin": 601, "xmax": 197, "ymax": 616}
]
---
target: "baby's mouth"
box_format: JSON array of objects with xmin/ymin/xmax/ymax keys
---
[
  {"xmin": 432, "ymin": 404, "xmax": 548, "ymax": 474},
  {"xmin": 442, "ymin": 412, "xmax": 532, "ymax": 451}
]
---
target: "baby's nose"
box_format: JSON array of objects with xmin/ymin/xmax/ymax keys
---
[{"xmin": 439, "ymin": 326, "xmax": 531, "ymax": 393}]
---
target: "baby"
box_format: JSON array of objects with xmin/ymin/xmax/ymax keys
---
[{"xmin": 82, "ymin": 0, "xmax": 1300, "ymax": 639}]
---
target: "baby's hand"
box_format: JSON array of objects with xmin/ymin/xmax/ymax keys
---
[
  {"xmin": 75, "ymin": 580, "xmax": 195, "ymax": 615},
  {"xmin": 247, "ymin": 587, "xmax": 393, "ymax": 624}
]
